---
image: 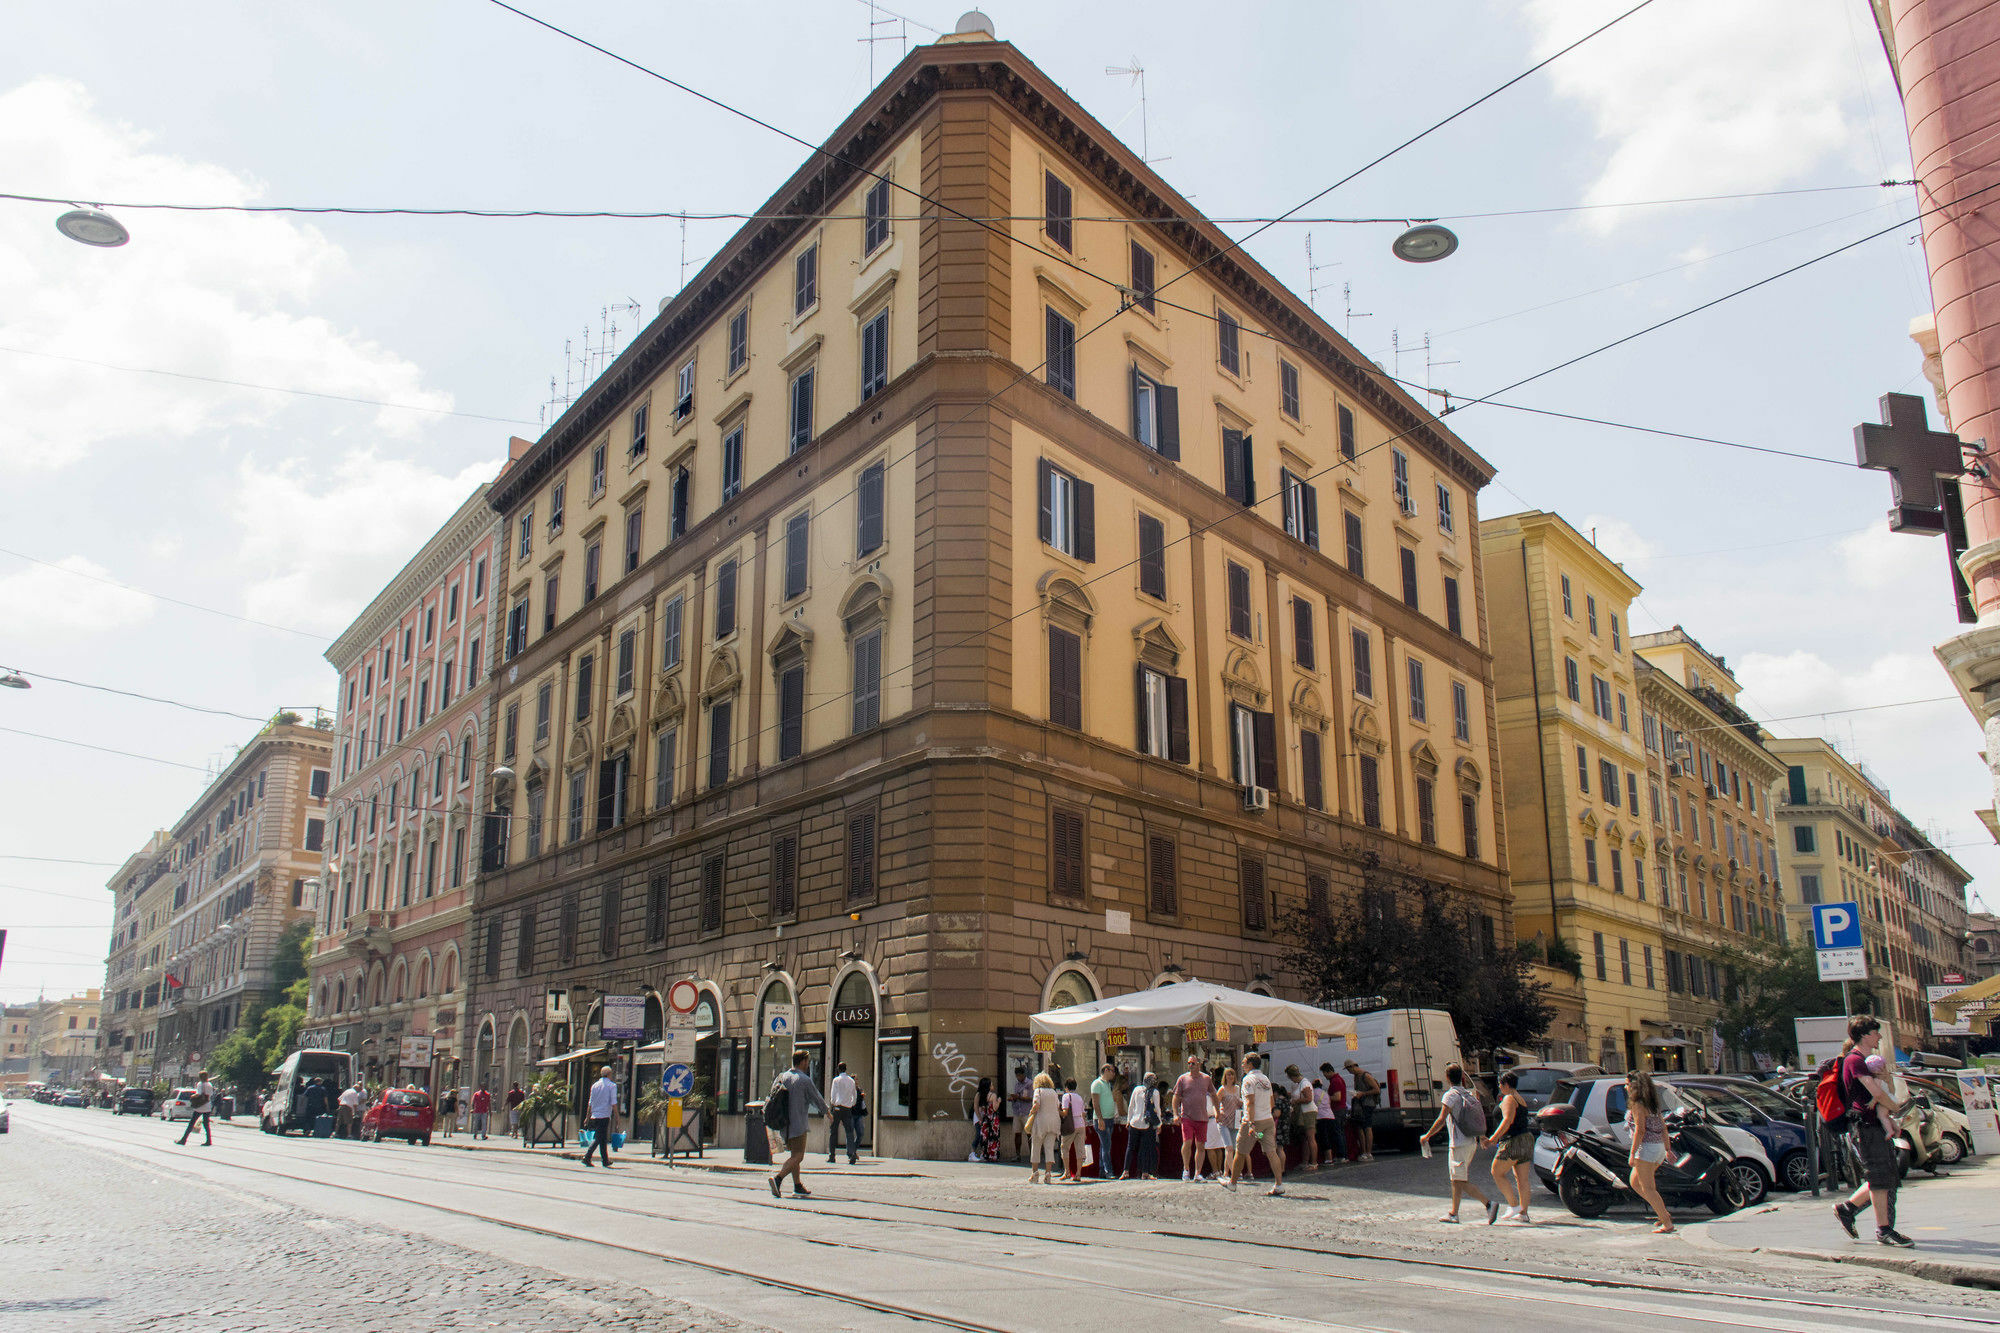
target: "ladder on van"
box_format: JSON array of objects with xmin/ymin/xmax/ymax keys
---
[{"xmin": 1405, "ymin": 1009, "xmax": 1434, "ymax": 1106}]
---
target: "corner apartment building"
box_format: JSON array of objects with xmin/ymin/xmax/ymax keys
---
[
  {"xmin": 1770, "ymin": 737, "xmax": 1972, "ymax": 1048},
  {"xmin": 152, "ymin": 719, "xmax": 333, "ymax": 1083},
  {"xmin": 302, "ymin": 485, "xmax": 503, "ymax": 1091},
  {"xmin": 1482, "ymin": 512, "xmax": 1655, "ymax": 1069},
  {"xmin": 1633, "ymin": 628, "xmax": 1785, "ymax": 1070},
  {"xmin": 1, "ymin": 1006, "xmax": 33, "ymax": 1085},
  {"xmin": 1972, "ymin": 911, "xmax": 1999, "ymax": 982},
  {"xmin": 464, "ymin": 17, "xmax": 1507, "ymax": 1154},
  {"xmin": 99, "ymin": 831, "xmax": 173, "ymax": 1081},
  {"xmin": 22, "ymin": 989, "xmax": 103, "ymax": 1084}
]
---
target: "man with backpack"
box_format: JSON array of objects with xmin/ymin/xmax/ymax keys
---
[
  {"xmin": 1824, "ymin": 1015, "xmax": 1914, "ymax": 1248},
  {"xmin": 1421, "ymin": 1063, "xmax": 1497, "ymax": 1224}
]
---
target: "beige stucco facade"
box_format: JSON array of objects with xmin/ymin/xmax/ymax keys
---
[{"xmin": 99, "ymin": 831, "xmax": 173, "ymax": 1081}]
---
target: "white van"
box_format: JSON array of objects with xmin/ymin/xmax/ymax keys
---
[
  {"xmin": 1262, "ymin": 1008, "xmax": 1464, "ymax": 1142},
  {"xmin": 262, "ymin": 1049, "xmax": 356, "ymax": 1134}
]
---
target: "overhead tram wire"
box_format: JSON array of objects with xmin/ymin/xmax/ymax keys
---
[
  {"xmin": 0, "ymin": 181, "xmax": 1906, "ymax": 226},
  {"xmin": 0, "ymin": 854, "xmax": 123, "ymax": 867},
  {"xmin": 0, "ymin": 726, "xmax": 212, "ymax": 771},
  {"xmin": 0, "ymin": 547, "xmax": 337, "ymax": 640},
  {"xmin": 6, "ymin": 668, "xmax": 274, "ymax": 722}
]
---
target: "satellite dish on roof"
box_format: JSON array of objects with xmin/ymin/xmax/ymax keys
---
[{"xmin": 955, "ymin": 10, "xmax": 995, "ymax": 37}]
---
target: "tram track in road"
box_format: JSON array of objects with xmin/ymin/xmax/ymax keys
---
[{"xmin": 35, "ymin": 1111, "xmax": 2000, "ymax": 1331}]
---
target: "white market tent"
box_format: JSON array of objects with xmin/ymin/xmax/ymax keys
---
[{"xmin": 1030, "ymin": 980, "xmax": 1356, "ymax": 1042}]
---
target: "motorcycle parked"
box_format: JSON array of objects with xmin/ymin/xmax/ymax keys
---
[
  {"xmin": 1894, "ymin": 1095, "xmax": 1970, "ymax": 1177},
  {"xmin": 1537, "ymin": 1101, "xmax": 1747, "ymax": 1219}
]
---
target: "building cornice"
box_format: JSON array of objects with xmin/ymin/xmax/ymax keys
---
[
  {"xmin": 327, "ymin": 486, "xmax": 499, "ymax": 668},
  {"xmin": 169, "ymin": 726, "xmax": 334, "ymax": 839}
]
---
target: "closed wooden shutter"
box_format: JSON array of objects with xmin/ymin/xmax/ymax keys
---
[
  {"xmin": 647, "ymin": 872, "xmax": 668, "ymax": 943},
  {"xmin": 847, "ymin": 808, "xmax": 878, "ymax": 902},
  {"xmin": 1138, "ymin": 515, "xmax": 1167, "ymax": 599},
  {"xmin": 600, "ymin": 885, "xmax": 620, "ymax": 956},
  {"xmin": 1302, "ymin": 481, "xmax": 1319, "ymax": 549},
  {"xmin": 857, "ymin": 462, "xmax": 884, "ymax": 555},
  {"xmin": 701, "ymin": 854, "xmax": 724, "ymax": 934},
  {"xmin": 596, "ymin": 758, "xmax": 616, "ymax": 831},
  {"xmin": 1222, "ymin": 429, "xmax": 1245, "ymax": 504},
  {"xmin": 560, "ymin": 893, "xmax": 577, "ymax": 961},
  {"xmin": 1252, "ymin": 710, "xmax": 1278, "ymax": 791},
  {"xmin": 1048, "ymin": 627, "xmax": 1082, "ymax": 729},
  {"xmin": 1293, "ymin": 597, "xmax": 1314, "ymax": 669},
  {"xmin": 1166, "ymin": 675, "xmax": 1190, "ymax": 765},
  {"xmin": 1156, "ymin": 384, "xmax": 1180, "ymax": 460},
  {"xmin": 1301, "ymin": 730, "xmax": 1324, "ymax": 810},
  {"xmin": 1147, "ymin": 833, "xmax": 1177, "ymax": 916},
  {"xmin": 707, "ymin": 699, "xmax": 732, "ymax": 789},
  {"xmin": 1307, "ymin": 873, "xmax": 1330, "ymax": 918},
  {"xmin": 785, "ymin": 512, "xmax": 810, "ymax": 599},
  {"xmin": 770, "ymin": 833, "xmax": 797, "ymax": 918},
  {"xmin": 1073, "ymin": 476, "xmax": 1095, "ymax": 562},
  {"xmin": 1050, "ymin": 806, "xmax": 1085, "ymax": 900},
  {"xmin": 778, "ymin": 664, "xmax": 805, "ymax": 760},
  {"xmin": 1037, "ymin": 458, "xmax": 1054, "ymax": 546},
  {"xmin": 1338, "ymin": 404, "xmax": 1356, "ymax": 459},
  {"xmin": 715, "ymin": 560, "xmax": 737, "ymax": 637},
  {"xmin": 1134, "ymin": 665, "xmax": 1151, "ymax": 753},
  {"xmin": 1227, "ymin": 562, "xmax": 1251, "ymax": 638},
  {"xmin": 516, "ymin": 908, "xmax": 536, "ymax": 974},
  {"xmin": 1241, "ymin": 855, "xmax": 1267, "ymax": 931},
  {"xmin": 1359, "ymin": 756, "xmax": 1381, "ymax": 828}
]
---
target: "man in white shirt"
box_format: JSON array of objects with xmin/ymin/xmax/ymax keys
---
[
  {"xmin": 1223, "ymin": 1053, "xmax": 1283, "ymax": 1196},
  {"xmin": 583, "ymin": 1065, "xmax": 620, "ymax": 1168},
  {"xmin": 176, "ymin": 1071, "xmax": 216, "ymax": 1148},
  {"xmin": 827, "ymin": 1061, "xmax": 860, "ymax": 1165},
  {"xmin": 336, "ymin": 1082, "xmax": 364, "ymax": 1140}
]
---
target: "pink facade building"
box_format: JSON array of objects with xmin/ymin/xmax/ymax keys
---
[
  {"xmin": 1877, "ymin": 2, "xmax": 2000, "ymax": 834},
  {"xmin": 302, "ymin": 485, "xmax": 504, "ymax": 1092}
]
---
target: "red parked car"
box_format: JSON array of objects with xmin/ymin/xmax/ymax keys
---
[{"xmin": 362, "ymin": 1088, "xmax": 434, "ymax": 1146}]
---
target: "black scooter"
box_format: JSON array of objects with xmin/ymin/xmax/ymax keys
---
[{"xmin": 1537, "ymin": 1101, "xmax": 1746, "ymax": 1219}]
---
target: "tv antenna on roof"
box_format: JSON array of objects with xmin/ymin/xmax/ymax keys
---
[
  {"xmin": 1343, "ymin": 282, "xmax": 1372, "ymax": 339},
  {"xmin": 1105, "ymin": 62, "xmax": 1166, "ymax": 164},
  {"xmin": 860, "ymin": 2, "xmax": 908, "ymax": 88},
  {"xmin": 1306, "ymin": 233, "xmax": 1343, "ymax": 311}
]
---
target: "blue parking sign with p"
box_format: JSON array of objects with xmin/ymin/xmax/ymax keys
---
[{"xmin": 1812, "ymin": 902, "xmax": 1863, "ymax": 951}]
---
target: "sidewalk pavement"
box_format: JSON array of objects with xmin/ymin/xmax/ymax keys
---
[{"xmin": 1689, "ymin": 1154, "xmax": 2000, "ymax": 1289}]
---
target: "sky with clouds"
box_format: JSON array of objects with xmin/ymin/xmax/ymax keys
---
[{"xmin": 2, "ymin": 0, "xmax": 1990, "ymax": 1005}]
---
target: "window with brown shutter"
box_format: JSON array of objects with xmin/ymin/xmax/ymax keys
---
[
  {"xmin": 600, "ymin": 884, "xmax": 620, "ymax": 957},
  {"xmin": 1307, "ymin": 872, "xmax": 1330, "ymax": 918},
  {"xmin": 1048, "ymin": 626, "xmax": 1082, "ymax": 729},
  {"xmin": 559, "ymin": 893, "xmax": 577, "ymax": 962},
  {"xmin": 1240, "ymin": 854, "xmax": 1267, "ymax": 931},
  {"xmin": 1146, "ymin": 832, "xmax": 1178, "ymax": 917},
  {"xmin": 515, "ymin": 907, "xmax": 536, "ymax": 975},
  {"xmin": 1359, "ymin": 755, "xmax": 1382, "ymax": 828},
  {"xmin": 1338, "ymin": 404, "xmax": 1356, "ymax": 459},
  {"xmin": 770, "ymin": 832, "xmax": 798, "ymax": 918},
  {"xmin": 1293, "ymin": 597, "xmax": 1314, "ymax": 669},
  {"xmin": 1226, "ymin": 561, "xmax": 1252, "ymax": 639},
  {"xmin": 856, "ymin": 461, "xmax": 885, "ymax": 556},
  {"xmin": 701, "ymin": 853, "xmax": 724, "ymax": 934},
  {"xmin": 646, "ymin": 872, "xmax": 668, "ymax": 944},
  {"xmin": 1049, "ymin": 804, "xmax": 1086, "ymax": 901},
  {"xmin": 1137, "ymin": 514, "xmax": 1167, "ymax": 599},
  {"xmin": 1221, "ymin": 430, "xmax": 1254, "ymax": 506},
  {"xmin": 1252, "ymin": 711, "xmax": 1278, "ymax": 791},
  {"xmin": 1044, "ymin": 171, "xmax": 1073, "ymax": 251},
  {"xmin": 1129, "ymin": 241, "xmax": 1155, "ymax": 312},
  {"xmin": 847, "ymin": 807, "xmax": 878, "ymax": 902},
  {"xmin": 1301, "ymin": 730, "xmax": 1325, "ymax": 811}
]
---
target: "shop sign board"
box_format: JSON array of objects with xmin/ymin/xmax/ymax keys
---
[
  {"xmin": 399, "ymin": 1035, "xmax": 434, "ymax": 1067},
  {"xmin": 831, "ymin": 1003, "xmax": 875, "ymax": 1025},
  {"xmin": 330, "ymin": 1026, "xmax": 352, "ymax": 1051},
  {"xmin": 1930, "ymin": 983, "xmax": 1977, "ymax": 1038},
  {"xmin": 601, "ymin": 994, "xmax": 645, "ymax": 1041}
]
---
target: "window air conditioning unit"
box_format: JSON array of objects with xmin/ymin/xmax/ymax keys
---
[{"xmin": 1242, "ymin": 785, "xmax": 1270, "ymax": 813}]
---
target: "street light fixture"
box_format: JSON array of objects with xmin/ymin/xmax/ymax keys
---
[
  {"xmin": 55, "ymin": 207, "xmax": 130, "ymax": 248},
  {"xmin": 1392, "ymin": 223, "xmax": 1459, "ymax": 264},
  {"xmin": 0, "ymin": 669, "xmax": 29, "ymax": 690}
]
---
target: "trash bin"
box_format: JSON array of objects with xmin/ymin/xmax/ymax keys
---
[
  {"xmin": 216, "ymin": 1095, "xmax": 235, "ymax": 1119},
  {"xmin": 744, "ymin": 1101, "xmax": 771, "ymax": 1165}
]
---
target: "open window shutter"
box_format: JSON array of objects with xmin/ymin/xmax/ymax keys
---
[
  {"xmin": 1240, "ymin": 434, "xmax": 1255, "ymax": 505},
  {"xmin": 596, "ymin": 759, "xmax": 616, "ymax": 831},
  {"xmin": 1303, "ymin": 482, "xmax": 1319, "ymax": 549},
  {"xmin": 1166, "ymin": 675, "xmax": 1190, "ymax": 765},
  {"xmin": 1253, "ymin": 710, "xmax": 1278, "ymax": 791},
  {"xmin": 1222, "ymin": 430, "xmax": 1244, "ymax": 504},
  {"xmin": 1074, "ymin": 477, "xmax": 1095, "ymax": 562},
  {"xmin": 1037, "ymin": 458, "xmax": 1054, "ymax": 545},
  {"xmin": 1135, "ymin": 665, "xmax": 1150, "ymax": 753},
  {"xmin": 481, "ymin": 811, "xmax": 506, "ymax": 872},
  {"xmin": 1279, "ymin": 467, "xmax": 1296, "ymax": 530},
  {"xmin": 1157, "ymin": 385, "xmax": 1180, "ymax": 460},
  {"xmin": 1129, "ymin": 365, "xmax": 1144, "ymax": 439},
  {"xmin": 1228, "ymin": 703, "xmax": 1244, "ymax": 783}
]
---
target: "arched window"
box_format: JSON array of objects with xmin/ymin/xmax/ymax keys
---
[
  {"xmin": 440, "ymin": 949, "xmax": 458, "ymax": 994},
  {"xmin": 1045, "ymin": 968, "xmax": 1096, "ymax": 1088},
  {"xmin": 757, "ymin": 978, "xmax": 795, "ymax": 1092},
  {"xmin": 335, "ymin": 978, "xmax": 346, "ymax": 1013},
  {"xmin": 416, "ymin": 957, "xmax": 431, "ymax": 1000}
]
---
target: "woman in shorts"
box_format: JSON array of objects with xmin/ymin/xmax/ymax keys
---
[
  {"xmin": 1207, "ymin": 1065, "xmax": 1238, "ymax": 1179},
  {"xmin": 1482, "ymin": 1070, "xmax": 1535, "ymax": 1224},
  {"xmin": 1625, "ymin": 1070, "xmax": 1674, "ymax": 1234}
]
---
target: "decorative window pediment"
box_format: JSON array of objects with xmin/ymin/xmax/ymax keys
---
[
  {"xmin": 1410, "ymin": 739, "xmax": 1441, "ymax": 778},
  {"xmin": 1039, "ymin": 570, "xmax": 1096, "ymax": 635},
  {"xmin": 703, "ymin": 647, "xmax": 742, "ymax": 700},
  {"xmin": 1604, "ymin": 819, "xmax": 1624, "ymax": 847},
  {"xmin": 1289, "ymin": 679, "xmax": 1329, "ymax": 730},
  {"xmin": 1454, "ymin": 757, "xmax": 1483, "ymax": 793},
  {"xmin": 1350, "ymin": 702, "xmax": 1384, "ymax": 755},
  {"xmin": 1579, "ymin": 808, "xmax": 1601, "ymax": 836},
  {"xmin": 1132, "ymin": 616, "xmax": 1185, "ymax": 672},
  {"xmin": 1222, "ymin": 646, "xmax": 1266, "ymax": 708},
  {"xmin": 650, "ymin": 675, "xmax": 686, "ymax": 725},
  {"xmin": 1673, "ymin": 844, "xmax": 1690, "ymax": 864},
  {"xmin": 841, "ymin": 572, "xmax": 892, "ymax": 633},
  {"xmin": 767, "ymin": 621, "xmax": 815, "ymax": 663},
  {"xmin": 1630, "ymin": 831, "xmax": 1648, "ymax": 857},
  {"xmin": 605, "ymin": 702, "xmax": 638, "ymax": 752},
  {"xmin": 567, "ymin": 725, "xmax": 594, "ymax": 769}
]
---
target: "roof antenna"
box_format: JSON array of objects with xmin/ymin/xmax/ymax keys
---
[
  {"xmin": 1306, "ymin": 233, "xmax": 1343, "ymax": 311},
  {"xmin": 1105, "ymin": 61, "xmax": 1166, "ymax": 164}
]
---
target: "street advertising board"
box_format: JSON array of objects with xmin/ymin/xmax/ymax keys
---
[
  {"xmin": 653, "ymin": 1027, "xmax": 695, "ymax": 1065},
  {"xmin": 1929, "ymin": 983, "xmax": 1977, "ymax": 1038},
  {"xmin": 1811, "ymin": 902, "xmax": 1867, "ymax": 982},
  {"xmin": 399, "ymin": 1034, "xmax": 434, "ymax": 1067},
  {"xmin": 601, "ymin": 994, "xmax": 646, "ymax": 1041},
  {"xmin": 1954, "ymin": 1069, "xmax": 2000, "ymax": 1156}
]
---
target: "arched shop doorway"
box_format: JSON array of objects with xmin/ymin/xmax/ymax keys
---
[
  {"xmin": 504, "ymin": 1015, "xmax": 529, "ymax": 1094},
  {"xmin": 1045, "ymin": 968, "xmax": 1097, "ymax": 1092},
  {"xmin": 693, "ymin": 990, "xmax": 737, "ymax": 1140},
  {"xmin": 831, "ymin": 970, "xmax": 878, "ymax": 1151},
  {"xmin": 756, "ymin": 978, "xmax": 796, "ymax": 1094},
  {"xmin": 475, "ymin": 1020, "xmax": 495, "ymax": 1092},
  {"xmin": 632, "ymin": 993, "xmax": 665, "ymax": 1133}
]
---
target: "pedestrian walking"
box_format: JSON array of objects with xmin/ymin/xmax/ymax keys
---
[
  {"xmin": 1173, "ymin": 1054, "xmax": 1215, "ymax": 1181},
  {"xmin": 1319, "ymin": 1062, "xmax": 1349, "ymax": 1163},
  {"xmin": 580, "ymin": 1064, "xmax": 620, "ymax": 1168},
  {"xmin": 1023, "ymin": 1072, "xmax": 1060, "ymax": 1184},
  {"xmin": 505, "ymin": 1082, "xmax": 525, "ymax": 1133},
  {"xmin": 1121, "ymin": 1071, "xmax": 1163, "ymax": 1180},
  {"xmin": 1623, "ymin": 1069, "xmax": 1674, "ymax": 1233},
  {"xmin": 336, "ymin": 1081, "xmax": 363, "ymax": 1139},
  {"xmin": 827, "ymin": 1061, "xmax": 860, "ymax": 1164},
  {"xmin": 1830, "ymin": 1015, "xmax": 1914, "ymax": 1247},
  {"xmin": 1483, "ymin": 1070, "xmax": 1535, "ymax": 1224},
  {"xmin": 469, "ymin": 1084, "xmax": 491, "ymax": 1139},
  {"xmin": 1345, "ymin": 1059, "xmax": 1380, "ymax": 1161},
  {"xmin": 971, "ymin": 1076, "xmax": 1001, "ymax": 1163},
  {"xmin": 437, "ymin": 1086, "xmax": 458, "ymax": 1140},
  {"xmin": 1089, "ymin": 1062, "xmax": 1120, "ymax": 1137},
  {"xmin": 1422, "ymin": 1063, "xmax": 1496, "ymax": 1224},
  {"xmin": 1224, "ymin": 1052, "xmax": 1283, "ymax": 1195},
  {"xmin": 767, "ymin": 1051, "xmax": 832, "ymax": 1198},
  {"xmin": 1059, "ymin": 1078, "xmax": 1090, "ymax": 1180},
  {"xmin": 1008, "ymin": 1063, "xmax": 1033, "ymax": 1162},
  {"xmin": 1311, "ymin": 1079, "xmax": 1338, "ymax": 1169},
  {"xmin": 1206, "ymin": 1064, "xmax": 1236, "ymax": 1180},
  {"xmin": 175, "ymin": 1071, "xmax": 215, "ymax": 1147}
]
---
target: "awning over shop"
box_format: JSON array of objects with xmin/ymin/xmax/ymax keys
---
[
  {"xmin": 535, "ymin": 1045, "xmax": 607, "ymax": 1067},
  {"xmin": 1641, "ymin": 1036, "xmax": 1694, "ymax": 1048},
  {"xmin": 1030, "ymin": 980, "xmax": 1357, "ymax": 1040},
  {"xmin": 1931, "ymin": 974, "xmax": 2000, "ymax": 1034}
]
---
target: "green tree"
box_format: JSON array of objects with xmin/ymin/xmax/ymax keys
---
[
  {"xmin": 1714, "ymin": 936, "xmax": 1885, "ymax": 1062},
  {"xmin": 1283, "ymin": 862, "xmax": 1555, "ymax": 1057}
]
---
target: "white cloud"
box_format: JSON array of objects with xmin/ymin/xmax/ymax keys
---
[
  {"xmin": 1522, "ymin": 0, "xmax": 1902, "ymax": 231},
  {"xmin": 232, "ymin": 450, "xmax": 495, "ymax": 630},
  {"xmin": 0, "ymin": 78, "xmax": 453, "ymax": 470},
  {"xmin": 1576, "ymin": 512, "xmax": 1658, "ymax": 565},
  {"xmin": 1836, "ymin": 523, "xmax": 1938, "ymax": 592},
  {"xmin": 0, "ymin": 554, "xmax": 155, "ymax": 637}
]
